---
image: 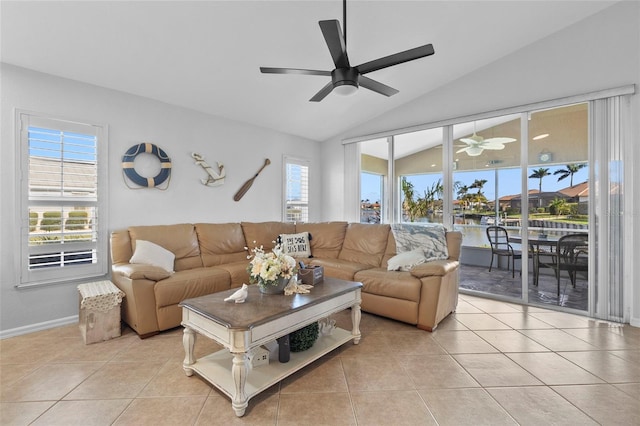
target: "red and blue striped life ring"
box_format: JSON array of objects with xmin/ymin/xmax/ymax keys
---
[{"xmin": 121, "ymin": 143, "xmax": 171, "ymax": 188}]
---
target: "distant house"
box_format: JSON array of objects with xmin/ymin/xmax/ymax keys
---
[
  {"xmin": 558, "ymin": 181, "xmax": 589, "ymax": 203},
  {"xmin": 502, "ymin": 189, "xmax": 569, "ymax": 212}
]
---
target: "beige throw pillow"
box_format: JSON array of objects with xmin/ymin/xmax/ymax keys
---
[
  {"xmin": 387, "ymin": 249, "xmax": 427, "ymax": 272},
  {"xmin": 130, "ymin": 240, "xmax": 175, "ymax": 273}
]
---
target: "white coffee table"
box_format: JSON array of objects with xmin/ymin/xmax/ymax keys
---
[{"xmin": 180, "ymin": 278, "xmax": 362, "ymax": 417}]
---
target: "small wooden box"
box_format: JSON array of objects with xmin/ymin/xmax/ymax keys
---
[
  {"xmin": 78, "ymin": 281, "xmax": 124, "ymax": 345},
  {"xmin": 299, "ymin": 266, "xmax": 324, "ymax": 285}
]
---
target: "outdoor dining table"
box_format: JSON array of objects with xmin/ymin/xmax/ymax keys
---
[{"xmin": 508, "ymin": 234, "xmax": 562, "ymax": 287}]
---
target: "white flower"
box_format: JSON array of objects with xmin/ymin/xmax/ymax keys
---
[{"xmin": 247, "ymin": 243, "xmax": 299, "ymax": 287}]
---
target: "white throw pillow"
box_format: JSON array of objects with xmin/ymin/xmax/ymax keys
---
[
  {"xmin": 387, "ymin": 249, "xmax": 427, "ymax": 272},
  {"xmin": 130, "ymin": 240, "xmax": 175, "ymax": 273},
  {"xmin": 279, "ymin": 232, "xmax": 312, "ymax": 257}
]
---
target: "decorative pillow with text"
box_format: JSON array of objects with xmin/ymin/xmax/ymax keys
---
[{"xmin": 278, "ymin": 232, "xmax": 312, "ymax": 258}]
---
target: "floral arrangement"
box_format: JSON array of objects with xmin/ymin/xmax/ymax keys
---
[{"xmin": 246, "ymin": 242, "xmax": 298, "ymax": 289}]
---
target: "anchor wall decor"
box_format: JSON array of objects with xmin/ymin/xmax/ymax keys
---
[{"xmin": 191, "ymin": 152, "xmax": 226, "ymax": 187}]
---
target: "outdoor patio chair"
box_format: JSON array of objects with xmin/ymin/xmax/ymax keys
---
[
  {"xmin": 554, "ymin": 233, "xmax": 589, "ymax": 297},
  {"xmin": 486, "ymin": 226, "xmax": 523, "ymax": 278}
]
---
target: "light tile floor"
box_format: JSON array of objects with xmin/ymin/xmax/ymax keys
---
[{"xmin": 1, "ymin": 294, "xmax": 639, "ymax": 425}]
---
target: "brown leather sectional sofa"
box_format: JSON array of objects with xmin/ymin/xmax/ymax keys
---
[{"xmin": 110, "ymin": 222, "xmax": 462, "ymax": 338}]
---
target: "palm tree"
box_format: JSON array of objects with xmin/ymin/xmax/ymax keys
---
[
  {"xmin": 554, "ymin": 163, "xmax": 586, "ymax": 187},
  {"xmin": 469, "ymin": 179, "xmax": 487, "ymax": 196},
  {"xmin": 529, "ymin": 168, "xmax": 551, "ymax": 208},
  {"xmin": 401, "ymin": 177, "xmax": 419, "ymax": 222}
]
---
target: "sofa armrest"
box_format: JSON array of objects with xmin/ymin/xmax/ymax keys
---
[
  {"xmin": 410, "ymin": 260, "xmax": 459, "ymax": 278},
  {"xmin": 112, "ymin": 263, "xmax": 172, "ymax": 281}
]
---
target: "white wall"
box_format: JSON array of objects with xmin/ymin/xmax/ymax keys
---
[
  {"xmin": 320, "ymin": 2, "xmax": 640, "ymax": 324},
  {"xmin": 0, "ymin": 64, "xmax": 321, "ymax": 333}
]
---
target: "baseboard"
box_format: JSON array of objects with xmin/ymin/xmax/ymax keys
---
[
  {"xmin": 630, "ymin": 316, "xmax": 640, "ymax": 328},
  {"xmin": 0, "ymin": 315, "xmax": 78, "ymax": 339}
]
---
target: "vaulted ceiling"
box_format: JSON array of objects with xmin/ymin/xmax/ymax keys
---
[{"xmin": 1, "ymin": 1, "xmax": 617, "ymax": 142}]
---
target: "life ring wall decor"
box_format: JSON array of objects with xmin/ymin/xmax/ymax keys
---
[{"xmin": 121, "ymin": 143, "xmax": 172, "ymax": 189}]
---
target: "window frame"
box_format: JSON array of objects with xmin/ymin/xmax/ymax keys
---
[
  {"xmin": 282, "ymin": 155, "xmax": 310, "ymax": 223},
  {"xmin": 16, "ymin": 110, "xmax": 109, "ymax": 287}
]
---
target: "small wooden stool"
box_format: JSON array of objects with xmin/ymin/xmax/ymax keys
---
[{"xmin": 78, "ymin": 280, "xmax": 125, "ymax": 344}]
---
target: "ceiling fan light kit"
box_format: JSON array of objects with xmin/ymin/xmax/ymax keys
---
[
  {"xmin": 260, "ymin": 0, "xmax": 434, "ymax": 102},
  {"xmin": 332, "ymin": 68, "xmax": 359, "ymax": 96}
]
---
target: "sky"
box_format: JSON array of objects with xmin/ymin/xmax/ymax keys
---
[{"xmin": 361, "ymin": 165, "xmax": 589, "ymax": 203}]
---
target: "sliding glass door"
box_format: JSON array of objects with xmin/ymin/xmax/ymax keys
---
[{"xmin": 351, "ymin": 88, "xmax": 632, "ymax": 321}]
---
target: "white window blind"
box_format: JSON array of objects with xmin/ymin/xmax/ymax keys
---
[
  {"xmin": 18, "ymin": 112, "xmax": 108, "ymax": 287},
  {"xmin": 283, "ymin": 156, "xmax": 310, "ymax": 223}
]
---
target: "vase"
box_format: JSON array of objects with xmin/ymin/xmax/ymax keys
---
[{"xmin": 258, "ymin": 276, "xmax": 289, "ymax": 294}]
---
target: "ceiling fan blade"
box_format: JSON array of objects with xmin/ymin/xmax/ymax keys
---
[
  {"xmin": 482, "ymin": 144, "xmax": 506, "ymax": 150},
  {"xmin": 357, "ymin": 44, "xmax": 434, "ymax": 74},
  {"xmin": 359, "ymin": 76, "xmax": 399, "ymax": 97},
  {"xmin": 456, "ymin": 147, "xmax": 470, "ymax": 154},
  {"xmin": 260, "ymin": 67, "xmax": 331, "ymax": 76},
  {"xmin": 484, "ymin": 137, "xmax": 517, "ymax": 144},
  {"xmin": 459, "ymin": 138, "xmax": 480, "ymax": 145},
  {"xmin": 309, "ymin": 81, "xmax": 335, "ymax": 102},
  {"xmin": 319, "ymin": 20, "xmax": 350, "ymax": 69}
]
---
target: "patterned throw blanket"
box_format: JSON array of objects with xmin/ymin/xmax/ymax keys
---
[{"xmin": 390, "ymin": 223, "xmax": 449, "ymax": 261}]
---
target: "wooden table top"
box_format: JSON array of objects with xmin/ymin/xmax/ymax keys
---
[{"xmin": 180, "ymin": 277, "xmax": 362, "ymax": 330}]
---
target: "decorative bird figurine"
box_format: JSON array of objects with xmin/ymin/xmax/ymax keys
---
[{"xmin": 224, "ymin": 284, "xmax": 248, "ymax": 303}]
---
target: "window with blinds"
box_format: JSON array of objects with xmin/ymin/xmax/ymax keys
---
[
  {"xmin": 283, "ymin": 156, "xmax": 310, "ymax": 223},
  {"xmin": 19, "ymin": 112, "xmax": 107, "ymax": 286}
]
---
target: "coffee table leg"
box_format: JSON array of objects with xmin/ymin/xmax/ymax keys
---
[
  {"xmin": 231, "ymin": 352, "xmax": 248, "ymax": 417},
  {"xmin": 182, "ymin": 327, "xmax": 195, "ymax": 376},
  {"xmin": 351, "ymin": 303, "xmax": 362, "ymax": 344}
]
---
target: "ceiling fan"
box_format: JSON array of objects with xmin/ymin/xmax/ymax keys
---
[
  {"xmin": 260, "ymin": 0, "xmax": 435, "ymax": 102},
  {"xmin": 456, "ymin": 132, "xmax": 517, "ymax": 157}
]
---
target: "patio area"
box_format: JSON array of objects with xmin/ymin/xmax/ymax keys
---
[{"xmin": 459, "ymin": 263, "xmax": 588, "ymax": 312}]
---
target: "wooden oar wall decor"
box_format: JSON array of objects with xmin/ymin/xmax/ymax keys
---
[{"xmin": 233, "ymin": 158, "xmax": 271, "ymax": 201}]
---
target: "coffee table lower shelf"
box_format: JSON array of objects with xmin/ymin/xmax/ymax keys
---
[{"xmin": 187, "ymin": 328, "xmax": 352, "ymax": 402}]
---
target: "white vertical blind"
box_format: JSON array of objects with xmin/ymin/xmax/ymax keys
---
[
  {"xmin": 343, "ymin": 143, "xmax": 360, "ymax": 222},
  {"xmin": 591, "ymin": 96, "xmax": 626, "ymax": 322}
]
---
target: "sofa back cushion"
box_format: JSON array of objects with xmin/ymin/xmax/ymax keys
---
[
  {"xmin": 338, "ymin": 223, "xmax": 390, "ymax": 267},
  {"xmin": 295, "ymin": 222, "xmax": 348, "ymax": 259},
  {"xmin": 446, "ymin": 231, "xmax": 462, "ymax": 261},
  {"xmin": 241, "ymin": 222, "xmax": 296, "ymax": 251},
  {"xmin": 381, "ymin": 231, "xmax": 398, "ymax": 268},
  {"xmin": 195, "ymin": 223, "xmax": 248, "ymax": 267},
  {"xmin": 128, "ymin": 224, "xmax": 202, "ymax": 272},
  {"xmin": 111, "ymin": 229, "xmax": 133, "ymax": 265}
]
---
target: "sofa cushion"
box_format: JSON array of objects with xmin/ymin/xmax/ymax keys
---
[
  {"xmin": 410, "ymin": 259, "xmax": 460, "ymax": 278},
  {"xmin": 154, "ymin": 267, "xmax": 231, "ymax": 308},
  {"xmin": 278, "ymin": 232, "xmax": 311, "ymax": 258},
  {"xmin": 390, "ymin": 223, "xmax": 449, "ymax": 261},
  {"xmin": 354, "ymin": 268, "xmax": 422, "ymax": 302},
  {"xmin": 295, "ymin": 222, "xmax": 348, "ymax": 259},
  {"xmin": 195, "ymin": 223, "xmax": 248, "ymax": 267},
  {"xmin": 242, "ymin": 222, "xmax": 296, "ymax": 251},
  {"xmin": 387, "ymin": 249, "xmax": 427, "ymax": 271},
  {"xmin": 129, "ymin": 240, "xmax": 175, "ymax": 273},
  {"xmin": 338, "ymin": 223, "xmax": 390, "ymax": 267},
  {"xmin": 112, "ymin": 263, "xmax": 172, "ymax": 281},
  {"xmin": 213, "ymin": 260, "xmax": 251, "ymax": 287},
  {"xmin": 129, "ymin": 224, "xmax": 202, "ymax": 271},
  {"xmin": 308, "ymin": 258, "xmax": 373, "ymax": 281}
]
